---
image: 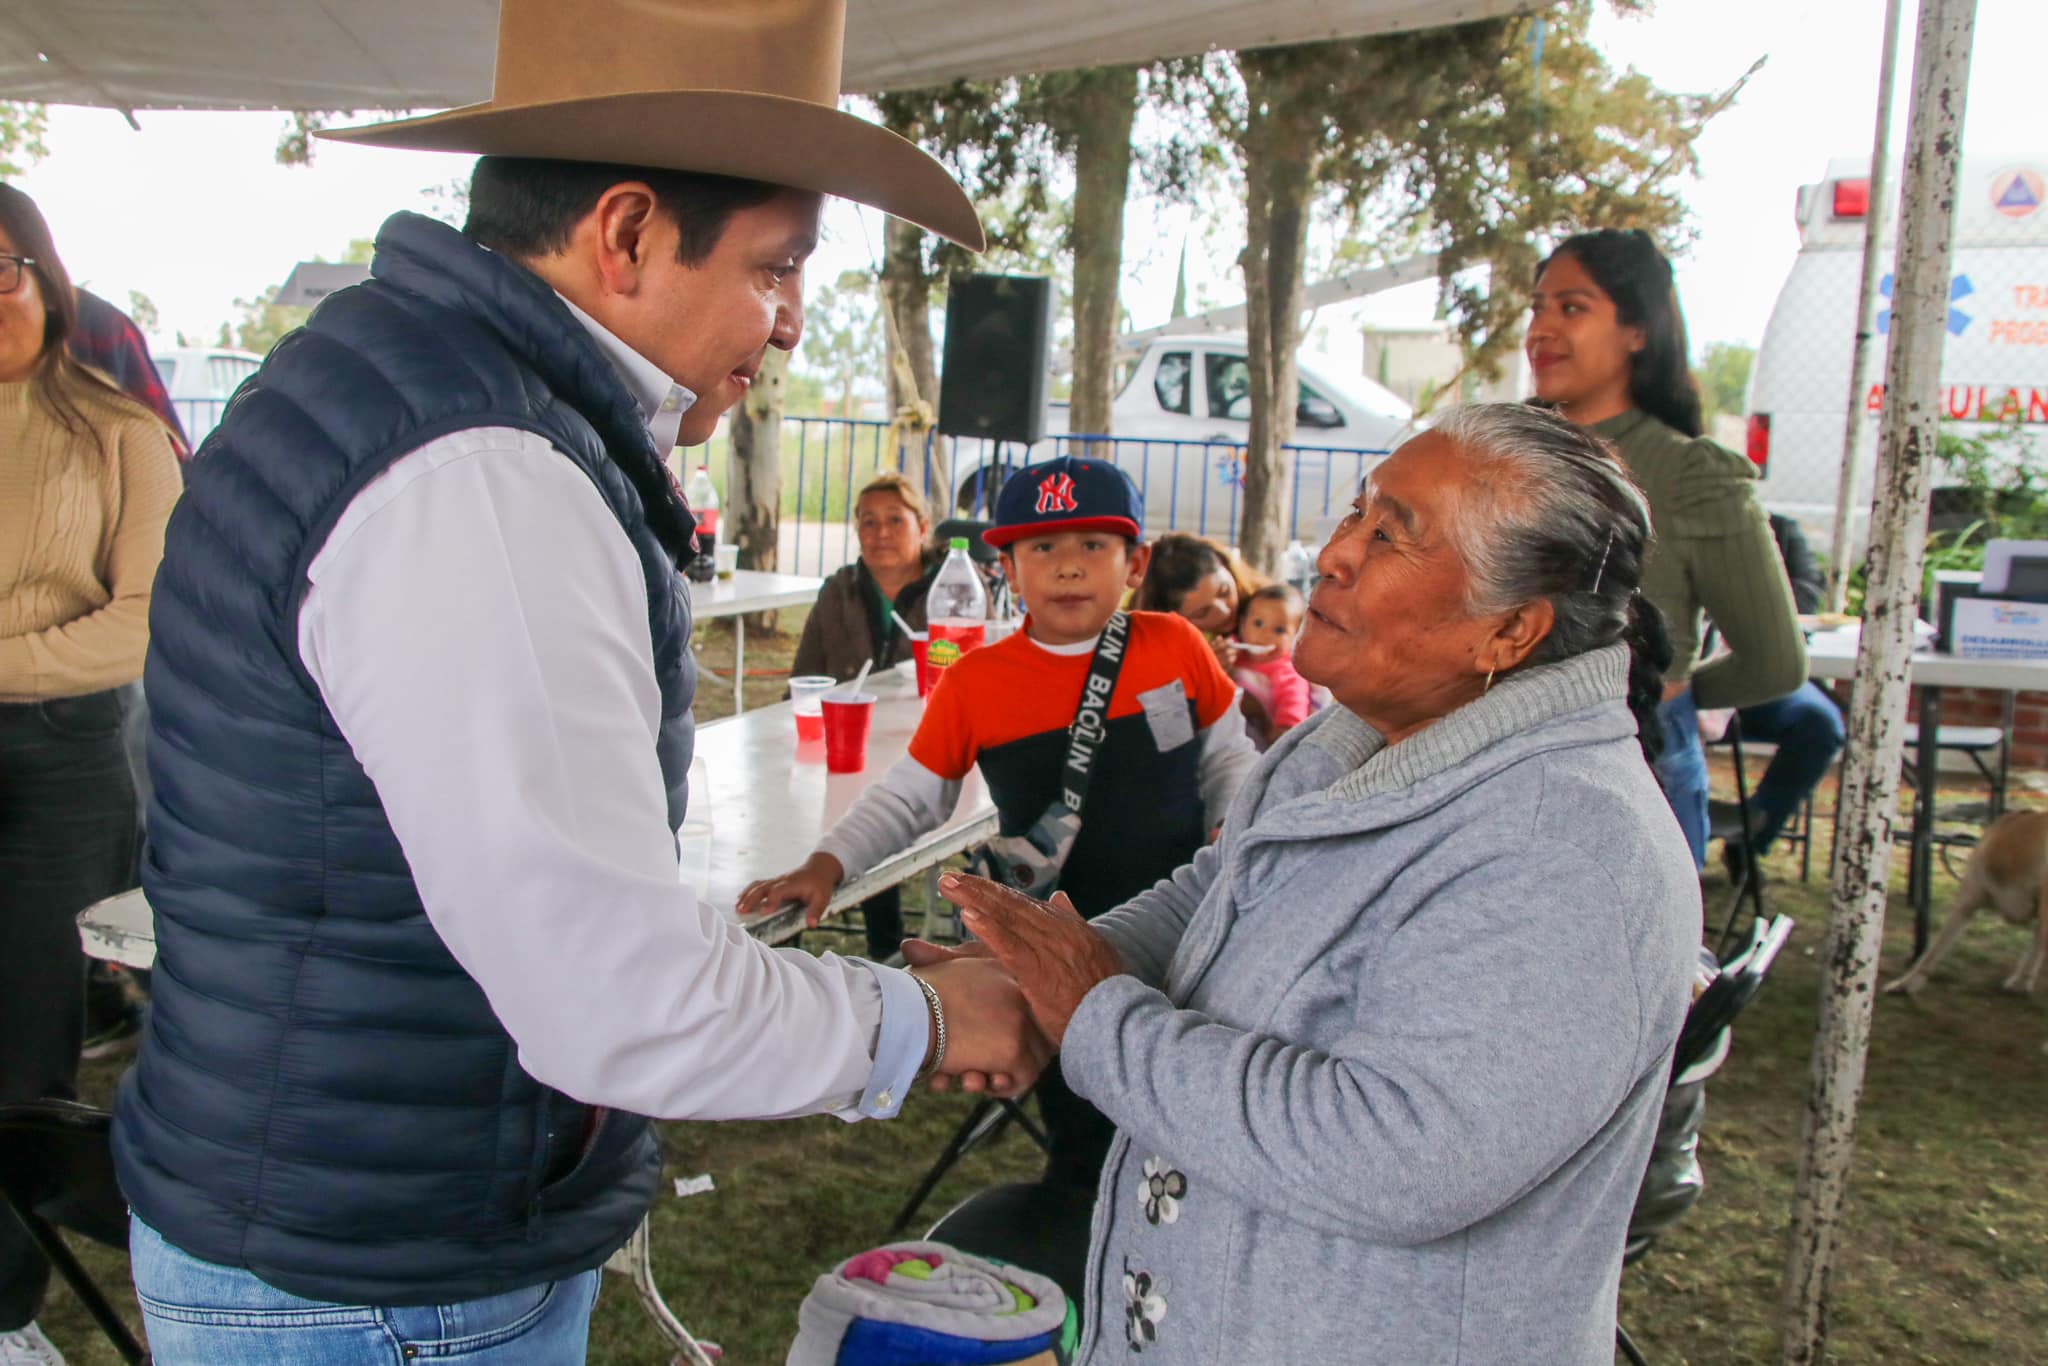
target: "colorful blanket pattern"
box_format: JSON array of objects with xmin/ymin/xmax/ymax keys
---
[{"xmin": 788, "ymin": 1240, "xmax": 1076, "ymax": 1365}]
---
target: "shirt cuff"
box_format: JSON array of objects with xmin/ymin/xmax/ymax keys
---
[{"xmin": 854, "ymin": 961, "xmax": 931, "ymax": 1119}]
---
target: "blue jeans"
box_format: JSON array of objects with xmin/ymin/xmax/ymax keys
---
[
  {"xmin": 1737, "ymin": 682, "xmax": 1845, "ymax": 851},
  {"xmin": 130, "ymin": 1217, "xmax": 600, "ymax": 1364},
  {"xmin": 1653, "ymin": 690, "xmax": 1709, "ymax": 869}
]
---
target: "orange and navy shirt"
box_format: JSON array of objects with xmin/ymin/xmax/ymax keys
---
[{"xmin": 911, "ymin": 611, "xmax": 1239, "ymax": 914}]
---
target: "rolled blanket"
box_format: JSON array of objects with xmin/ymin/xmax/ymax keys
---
[{"xmin": 788, "ymin": 1240, "xmax": 1075, "ymax": 1366}]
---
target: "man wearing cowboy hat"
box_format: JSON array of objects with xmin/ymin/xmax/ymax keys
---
[{"xmin": 104, "ymin": 3, "xmax": 1041, "ymax": 1361}]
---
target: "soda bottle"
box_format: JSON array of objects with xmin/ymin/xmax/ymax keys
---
[
  {"xmin": 925, "ymin": 537, "xmax": 988, "ymax": 674},
  {"xmin": 685, "ymin": 464, "xmax": 720, "ymax": 544}
]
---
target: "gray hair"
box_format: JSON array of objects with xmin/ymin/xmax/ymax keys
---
[{"xmin": 1427, "ymin": 403, "xmax": 1653, "ymax": 654}]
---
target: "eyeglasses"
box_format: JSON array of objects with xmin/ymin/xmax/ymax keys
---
[{"xmin": 0, "ymin": 255, "xmax": 37, "ymax": 294}]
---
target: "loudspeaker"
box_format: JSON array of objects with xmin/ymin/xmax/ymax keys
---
[{"xmin": 937, "ymin": 273, "xmax": 1053, "ymax": 446}]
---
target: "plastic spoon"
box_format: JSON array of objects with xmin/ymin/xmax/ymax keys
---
[
  {"xmin": 1235, "ymin": 641, "xmax": 1277, "ymax": 654},
  {"xmin": 837, "ymin": 659, "xmax": 874, "ymax": 701}
]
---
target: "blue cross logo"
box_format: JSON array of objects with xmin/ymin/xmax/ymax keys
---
[{"xmin": 1877, "ymin": 273, "xmax": 1973, "ymax": 337}]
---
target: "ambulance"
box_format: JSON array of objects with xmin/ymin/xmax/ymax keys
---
[{"xmin": 1745, "ymin": 156, "xmax": 2048, "ymax": 543}]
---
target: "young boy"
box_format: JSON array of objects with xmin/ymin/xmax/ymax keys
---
[
  {"xmin": 739, "ymin": 455, "xmax": 1258, "ymax": 1188},
  {"xmin": 1232, "ymin": 583, "xmax": 1313, "ymax": 749}
]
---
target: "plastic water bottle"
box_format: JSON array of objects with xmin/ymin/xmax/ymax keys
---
[
  {"xmin": 925, "ymin": 537, "xmax": 988, "ymax": 674},
  {"xmin": 684, "ymin": 464, "xmax": 720, "ymax": 543},
  {"xmin": 1279, "ymin": 539, "xmax": 1315, "ymax": 594}
]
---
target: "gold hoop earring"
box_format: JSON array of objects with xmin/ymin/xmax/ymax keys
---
[{"xmin": 1484, "ymin": 666, "xmax": 1495, "ymax": 694}]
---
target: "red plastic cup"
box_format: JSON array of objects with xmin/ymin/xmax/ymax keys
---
[
  {"xmin": 911, "ymin": 636, "xmax": 936, "ymax": 698},
  {"xmin": 820, "ymin": 692, "xmax": 876, "ymax": 773}
]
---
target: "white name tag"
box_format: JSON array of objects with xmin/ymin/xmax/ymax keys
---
[{"xmin": 1138, "ymin": 680, "xmax": 1195, "ymax": 752}]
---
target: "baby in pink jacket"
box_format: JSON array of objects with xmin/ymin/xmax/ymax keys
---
[{"xmin": 1232, "ymin": 584, "xmax": 1312, "ymax": 749}]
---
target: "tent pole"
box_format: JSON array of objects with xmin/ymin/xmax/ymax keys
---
[
  {"xmin": 1778, "ymin": 0, "xmax": 1976, "ymax": 1360},
  {"xmin": 1825, "ymin": 0, "xmax": 1907, "ymax": 612}
]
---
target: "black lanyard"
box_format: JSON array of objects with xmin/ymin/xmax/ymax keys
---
[{"xmin": 1059, "ymin": 612, "xmax": 1130, "ymax": 818}]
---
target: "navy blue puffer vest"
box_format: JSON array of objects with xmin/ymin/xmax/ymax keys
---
[{"xmin": 114, "ymin": 212, "xmax": 697, "ymax": 1306}]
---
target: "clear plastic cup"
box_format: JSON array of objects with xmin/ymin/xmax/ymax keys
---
[
  {"xmin": 713, "ymin": 544, "xmax": 738, "ymax": 579},
  {"xmin": 789, "ymin": 675, "xmax": 836, "ymax": 743},
  {"xmin": 820, "ymin": 692, "xmax": 877, "ymax": 773}
]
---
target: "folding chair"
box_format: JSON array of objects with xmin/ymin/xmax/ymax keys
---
[
  {"xmin": 1616, "ymin": 915, "xmax": 1795, "ymax": 1366},
  {"xmin": 600, "ymin": 1215, "xmax": 721, "ymax": 1364},
  {"xmin": 884, "ymin": 1096, "xmax": 1048, "ymax": 1239},
  {"xmin": 923, "ymin": 1179, "xmax": 1097, "ymax": 1310},
  {"xmin": 1704, "ymin": 713, "xmax": 1767, "ymax": 953},
  {"xmin": 0, "ymin": 1100, "xmax": 149, "ymax": 1364}
]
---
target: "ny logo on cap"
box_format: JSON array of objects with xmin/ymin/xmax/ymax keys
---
[{"xmin": 1035, "ymin": 472, "xmax": 1079, "ymax": 514}]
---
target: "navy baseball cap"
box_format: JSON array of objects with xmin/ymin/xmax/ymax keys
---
[{"xmin": 983, "ymin": 455, "xmax": 1145, "ymax": 549}]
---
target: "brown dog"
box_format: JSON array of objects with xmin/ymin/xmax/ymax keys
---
[{"xmin": 1884, "ymin": 809, "xmax": 2048, "ymax": 1002}]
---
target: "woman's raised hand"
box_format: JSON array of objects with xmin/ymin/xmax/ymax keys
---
[{"xmin": 935, "ymin": 873, "xmax": 1124, "ymax": 1047}]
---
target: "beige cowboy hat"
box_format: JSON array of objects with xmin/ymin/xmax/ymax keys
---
[{"xmin": 321, "ymin": 0, "xmax": 983, "ymax": 250}]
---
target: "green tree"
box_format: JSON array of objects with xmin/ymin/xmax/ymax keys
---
[
  {"xmin": 221, "ymin": 238, "xmax": 375, "ymax": 355},
  {"xmin": 1695, "ymin": 341, "xmax": 1755, "ymax": 424},
  {"xmin": 870, "ymin": 84, "xmax": 1049, "ymax": 421},
  {"xmin": 0, "ymin": 102, "xmax": 48, "ymax": 177},
  {"xmin": 1211, "ymin": 5, "xmax": 1719, "ymax": 568},
  {"xmin": 1033, "ymin": 66, "xmax": 1137, "ymax": 440},
  {"xmin": 127, "ymin": 290, "xmax": 160, "ymax": 336},
  {"xmin": 797, "ymin": 269, "xmax": 885, "ymax": 420},
  {"xmin": 274, "ymin": 111, "xmax": 340, "ymax": 167}
]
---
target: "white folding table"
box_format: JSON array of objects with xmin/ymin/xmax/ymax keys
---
[
  {"xmin": 687, "ymin": 569, "xmax": 823, "ymax": 715},
  {"xmin": 1803, "ymin": 623, "xmax": 2048, "ymax": 955}
]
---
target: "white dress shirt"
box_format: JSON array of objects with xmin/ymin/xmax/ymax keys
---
[{"xmin": 294, "ymin": 297, "xmax": 927, "ymax": 1122}]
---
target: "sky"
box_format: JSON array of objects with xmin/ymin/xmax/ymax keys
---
[{"xmin": 15, "ymin": 0, "xmax": 2044, "ymax": 374}]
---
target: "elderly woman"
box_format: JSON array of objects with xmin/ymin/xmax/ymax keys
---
[
  {"xmin": 791, "ymin": 470, "xmax": 939, "ymax": 958},
  {"xmin": 932, "ymin": 404, "xmax": 1701, "ymax": 1363}
]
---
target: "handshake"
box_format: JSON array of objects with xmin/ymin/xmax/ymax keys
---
[
  {"xmin": 895, "ymin": 874, "xmax": 1129, "ymax": 1097},
  {"xmin": 738, "ymin": 865, "xmax": 1128, "ymax": 1096}
]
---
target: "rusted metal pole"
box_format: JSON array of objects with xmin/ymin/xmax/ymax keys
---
[
  {"xmin": 1826, "ymin": 0, "xmax": 1907, "ymax": 612},
  {"xmin": 1779, "ymin": 0, "xmax": 1976, "ymax": 1359}
]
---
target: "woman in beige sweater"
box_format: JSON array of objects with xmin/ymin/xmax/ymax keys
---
[
  {"xmin": 0, "ymin": 184, "xmax": 180, "ymax": 1363},
  {"xmin": 1527, "ymin": 229, "xmax": 1805, "ymax": 870}
]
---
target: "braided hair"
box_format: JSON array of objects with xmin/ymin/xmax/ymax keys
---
[{"xmin": 1431, "ymin": 403, "xmax": 1673, "ymax": 763}]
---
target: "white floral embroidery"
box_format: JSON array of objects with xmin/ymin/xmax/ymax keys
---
[
  {"xmin": 1123, "ymin": 1257, "xmax": 1168, "ymax": 1350},
  {"xmin": 1138, "ymin": 1156, "xmax": 1186, "ymax": 1226}
]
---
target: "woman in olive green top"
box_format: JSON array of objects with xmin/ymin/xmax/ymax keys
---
[{"xmin": 1528, "ymin": 229, "xmax": 1805, "ymax": 866}]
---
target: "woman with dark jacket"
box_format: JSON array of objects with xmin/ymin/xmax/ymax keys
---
[
  {"xmin": 1528, "ymin": 229, "xmax": 1806, "ymax": 866},
  {"xmin": 792, "ymin": 471, "xmax": 938, "ymax": 681},
  {"xmin": 792, "ymin": 471, "xmax": 938, "ymax": 956}
]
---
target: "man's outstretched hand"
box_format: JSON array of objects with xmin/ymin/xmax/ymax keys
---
[{"xmin": 935, "ymin": 873, "xmax": 1124, "ymax": 1047}]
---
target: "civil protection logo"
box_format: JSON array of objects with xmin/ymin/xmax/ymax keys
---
[{"xmin": 1990, "ymin": 166, "xmax": 2044, "ymax": 220}]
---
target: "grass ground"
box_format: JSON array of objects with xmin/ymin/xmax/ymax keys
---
[{"xmin": 33, "ymin": 620, "xmax": 2048, "ymax": 1362}]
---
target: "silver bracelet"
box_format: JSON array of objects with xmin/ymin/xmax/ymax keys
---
[{"xmin": 910, "ymin": 972, "xmax": 947, "ymax": 1080}]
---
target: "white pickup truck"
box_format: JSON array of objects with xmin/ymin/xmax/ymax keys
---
[{"xmin": 953, "ymin": 331, "xmax": 1416, "ymax": 541}]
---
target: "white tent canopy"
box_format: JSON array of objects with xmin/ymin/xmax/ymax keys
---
[{"xmin": 0, "ymin": 0, "xmax": 1529, "ymax": 113}]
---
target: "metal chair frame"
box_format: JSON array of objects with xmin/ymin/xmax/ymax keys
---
[{"xmin": 0, "ymin": 1100, "xmax": 150, "ymax": 1364}]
